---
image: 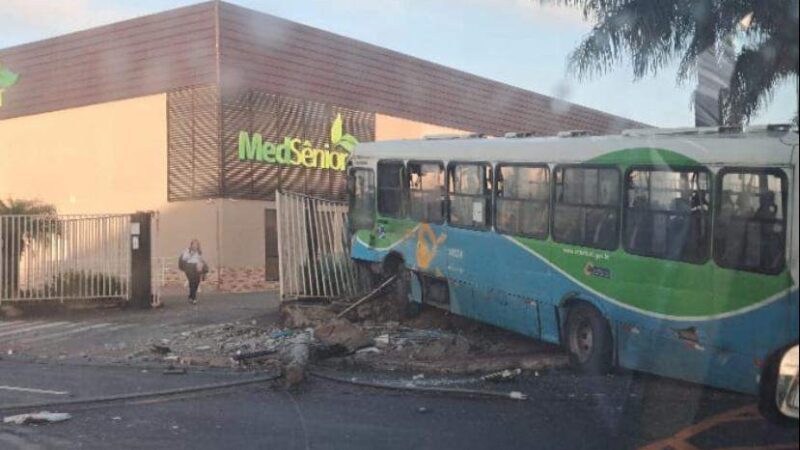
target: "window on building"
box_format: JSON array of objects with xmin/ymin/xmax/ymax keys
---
[
  {"xmin": 448, "ymin": 163, "xmax": 492, "ymax": 229},
  {"xmin": 377, "ymin": 161, "xmax": 406, "ymax": 217},
  {"xmin": 408, "ymin": 161, "xmax": 445, "ymax": 223},
  {"xmin": 348, "ymin": 168, "xmax": 375, "ymax": 231},
  {"xmin": 623, "ymin": 167, "xmax": 710, "ymax": 263},
  {"xmin": 495, "ymin": 165, "xmax": 549, "ymax": 238},
  {"xmin": 553, "ymin": 166, "xmax": 620, "ymax": 250},
  {"xmin": 714, "ymin": 169, "xmax": 787, "ymax": 274}
]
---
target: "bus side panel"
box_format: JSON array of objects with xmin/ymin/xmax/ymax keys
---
[
  {"xmin": 614, "ymin": 289, "xmax": 798, "ymax": 395},
  {"xmin": 446, "ymin": 229, "xmax": 544, "ymax": 338}
]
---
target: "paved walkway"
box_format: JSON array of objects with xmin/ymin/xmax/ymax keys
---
[{"xmin": 0, "ymin": 291, "xmax": 280, "ymax": 362}]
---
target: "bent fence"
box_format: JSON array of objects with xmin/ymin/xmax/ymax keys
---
[
  {"xmin": 276, "ymin": 191, "xmax": 362, "ymax": 299},
  {"xmin": 0, "ymin": 214, "xmax": 131, "ymax": 303}
]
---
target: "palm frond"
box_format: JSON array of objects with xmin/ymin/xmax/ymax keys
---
[
  {"xmin": 540, "ymin": 0, "xmax": 799, "ymax": 120},
  {"xmin": 726, "ymin": 36, "xmax": 798, "ymax": 123}
]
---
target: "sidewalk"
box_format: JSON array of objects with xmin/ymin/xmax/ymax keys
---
[{"xmin": 0, "ymin": 291, "xmax": 281, "ymax": 364}]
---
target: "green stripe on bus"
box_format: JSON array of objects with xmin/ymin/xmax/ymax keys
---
[
  {"xmin": 516, "ymin": 237, "xmax": 791, "ymax": 317},
  {"xmin": 588, "ymin": 148, "xmax": 700, "ymax": 167}
]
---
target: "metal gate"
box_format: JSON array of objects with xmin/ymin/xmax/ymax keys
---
[
  {"xmin": 276, "ymin": 191, "xmax": 362, "ymax": 299},
  {"xmin": 0, "ymin": 214, "xmax": 131, "ymax": 303}
]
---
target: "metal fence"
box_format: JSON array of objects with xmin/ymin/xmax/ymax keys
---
[
  {"xmin": 0, "ymin": 214, "xmax": 131, "ymax": 303},
  {"xmin": 277, "ymin": 191, "xmax": 362, "ymax": 299}
]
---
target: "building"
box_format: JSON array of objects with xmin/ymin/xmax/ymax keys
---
[{"xmin": 0, "ymin": 1, "xmax": 644, "ymax": 292}]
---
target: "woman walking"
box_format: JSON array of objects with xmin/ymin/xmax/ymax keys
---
[{"xmin": 179, "ymin": 239, "xmax": 208, "ymax": 304}]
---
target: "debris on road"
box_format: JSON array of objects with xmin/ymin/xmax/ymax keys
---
[
  {"xmin": 3, "ymin": 411, "xmax": 72, "ymax": 425},
  {"xmin": 150, "ymin": 344, "xmax": 171, "ymax": 355},
  {"xmin": 282, "ymin": 333, "xmax": 311, "ymax": 387},
  {"xmin": 125, "ymin": 285, "xmax": 566, "ymax": 385},
  {"xmin": 314, "ymin": 319, "xmax": 371, "ymax": 353},
  {"xmin": 481, "ymin": 368, "xmax": 522, "ymax": 383}
]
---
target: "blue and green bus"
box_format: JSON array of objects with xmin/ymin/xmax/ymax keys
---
[{"xmin": 347, "ymin": 125, "xmax": 799, "ymax": 420}]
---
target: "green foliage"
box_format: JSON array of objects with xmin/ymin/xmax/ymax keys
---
[
  {"xmin": 19, "ymin": 271, "xmax": 127, "ymax": 299},
  {"xmin": 0, "ymin": 198, "xmax": 57, "ymax": 216},
  {"xmin": 542, "ymin": 0, "xmax": 799, "ymax": 123},
  {"xmin": 1, "ymin": 199, "xmax": 59, "ymax": 295}
]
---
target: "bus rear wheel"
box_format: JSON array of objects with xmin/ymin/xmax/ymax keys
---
[{"xmin": 565, "ymin": 304, "xmax": 613, "ymax": 374}]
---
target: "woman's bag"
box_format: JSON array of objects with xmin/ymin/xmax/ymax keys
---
[{"xmin": 178, "ymin": 254, "xmax": 187, "ymax": 272}]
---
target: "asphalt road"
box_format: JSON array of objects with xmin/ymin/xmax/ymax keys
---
[{"xmin": 1, "ymin": 360, "xmax": 797, "ymax": 450}]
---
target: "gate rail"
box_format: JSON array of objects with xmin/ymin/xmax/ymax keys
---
[
  {"xmin": 0, "ymin": 214, "xmax": 131, "ymax": 303},
  {"xmin": 277, "ymin": 191, "xmax": 362, "ymax": 299}
]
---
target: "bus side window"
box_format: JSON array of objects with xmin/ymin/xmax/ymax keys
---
[
  {"xmin": 553, "ymin": 166, "xmax": 620, "ymax": 250},
  {"xmin": 448, "ymin": 163, "xmax": 492, "ymax": 229},
  {"xmin": 495, "ymin": 164, "xmax": 549, "ymax": 239},
  {"xmin": 377, "ymin": 161, "xmax": 406, "ymax": 218},
  {"xmin": 713, "ymin": 169, "xmax": 787, "ymax": 274},
  {"xmin": 408, "ymin": 161, "xmax": 445, "ymax": 224},
  {"xmin": 623, "ymin": 167, "xmax": 710, "ymax": 263},
  {"xmin": 348, "ymin": 168, "xmax": 376, "ymax": 231}
]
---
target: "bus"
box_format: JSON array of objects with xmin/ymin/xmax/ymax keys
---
[{"xmin": 346, "ymin": 125, "xmax": 799, "ymax": 420}]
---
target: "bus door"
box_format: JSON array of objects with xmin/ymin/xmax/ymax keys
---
[
  {"xmin": 489, "ymin": 164, "xmax": 551, "ymax": 338},
  {"xmin": 710, "ymin": 168, "xmax": 793, "ymax": 374},
  {"xmin": 617, "ymin": 167, "xmax": 718, "ymax": 382}
]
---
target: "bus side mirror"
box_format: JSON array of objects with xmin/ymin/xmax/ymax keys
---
[{"xmin": 776, "ymin": 345, "xmax": 799, "ymax": 419}]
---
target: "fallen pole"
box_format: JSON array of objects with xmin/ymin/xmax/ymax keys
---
[
  {"xmin": 336, "ymin": 275, "xmax": 397, "ymax": 319},
  {"xmin": 309, "ymin": 371, "xmax": 528, "ymax": 401},
  {"xmin": 0, "ymin": 373, "xmax": 281, "ymax": 413}
]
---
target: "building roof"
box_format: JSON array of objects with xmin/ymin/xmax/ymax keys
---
[{"xmin": 0, "ymin": 1, "xmax": 647, "ymax": 134}]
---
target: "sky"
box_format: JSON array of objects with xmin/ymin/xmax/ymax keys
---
[{"xmin": 0, "ymin": 0, "xmax": 796, "ymax": 127}]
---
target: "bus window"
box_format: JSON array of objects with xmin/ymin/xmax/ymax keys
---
[
  {"xmin": 714, "ymin": 169, "xmax": 787, "ymax": 274},
  {"xmin": 448, "ymin": 163, "xmax": 492, "ymax": 229},
  {"xmin": 495, "ymin": 165, "xmax": 549, "ymax": 238},
  {"xmin": 348, "ymin": 168, "xmax": 375, "ymax": 231},
  {"xmin": 408, "ymin": 161, "xmax": 445, "ymax": 223},
  {"xmin": 553, "ymin": 166, "xmax": 620, "ymax": 250},
  {"xmin": 624, "ymin": 167, "xmax": 710, "ymax": 263},
  {"xmin": 377, "ymin": 161, "xmax": 406, "ymax": 218}
]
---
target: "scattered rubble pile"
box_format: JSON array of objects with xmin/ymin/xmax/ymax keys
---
[{"xmin": 135, "ymin": 288, "xmax": 567, "ymax": 386}]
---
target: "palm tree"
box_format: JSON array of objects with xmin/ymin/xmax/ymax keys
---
[
  {"xmin": 543, "ymin": 0, "xmax": 799, "ymax": 124},
  {"xmin": 0, "ymin": 199, "xmax": 58, "ymax": 297}
]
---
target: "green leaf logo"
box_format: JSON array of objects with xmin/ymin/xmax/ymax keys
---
[
  {"xmin": 331, "ymin": 113, "xmax": 343, "ymax": 146},
  {"xmin": 330, "ymin": 113, "xmax": 359, "ymax": 154},
  {"xmin": 0, "ymin": 63, "xmax": 19, "ymax": 108}
]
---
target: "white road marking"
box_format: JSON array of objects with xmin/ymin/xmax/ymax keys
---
[
  {"xmin": 0, "ymin": 385, "xmax": 70, "ymax": 396},
  {"xmin": 17, "ymin": 323, "xmax": 114, "ymax": 344},
  {"xmin": 0, "ymin": 321, "xmax": 46, "ymax": 332},
  {"xmin": 0, "ymin": 321, "xmax": 26, "ymax": 329},
  {"xmin": 0, "ymin": 322, "xmax": 71, "ymax": 339}
]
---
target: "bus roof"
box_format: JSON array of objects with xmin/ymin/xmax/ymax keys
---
[{"xmin": 353, "ymin": 126, "xmax": 798, "ymax": 167}]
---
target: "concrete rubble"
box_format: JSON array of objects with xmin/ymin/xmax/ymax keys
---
[{"xmin": 128, "ymin": 289, "xmax": 567, "ymax": 387}]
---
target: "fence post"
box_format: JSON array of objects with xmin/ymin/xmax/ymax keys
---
[{"xmin": 129, "ymin": 212, "xmax": 152, "ymax": 308}]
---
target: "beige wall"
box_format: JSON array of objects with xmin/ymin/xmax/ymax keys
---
[
  {"xmin": 221, "ymin": 199, "xmax": 274, "ymax": 268},
  {"xmin": 0, "ymin": 94, "xmax": 167, "ymax": 214},
  {"xmin": 375, "ymin": 114, "xmax": 469, "ymax": 141},
  {"xmin": 0, "ymin": 102, "xmax": 469, "ymax": 293}
]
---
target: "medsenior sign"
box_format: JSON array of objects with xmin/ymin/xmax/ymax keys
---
[{"xmin": 238, "ymin": 113, "xmax": 358, "ymax": 172}]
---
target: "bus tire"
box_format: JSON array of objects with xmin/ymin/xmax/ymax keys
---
[
  {"xmin": 356, "ymin": 261, "xmax": 375, "ymax": 292},
  {"xmin": 394, "ymin": 265, "xmax": 421, "ymax": 319},
  {"xmin": 565, "ymin": 304, "xmax": 613, "ymax": 375}
]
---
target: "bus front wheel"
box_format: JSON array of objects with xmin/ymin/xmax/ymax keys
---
[
  {"xmin": 565, "ymin": 304, "xmax": 613, "ymax": 375},
  {"xmin": 394, "ymin": 266, "xmax": 422, "ymax": 319}
]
